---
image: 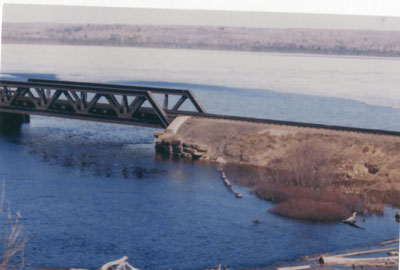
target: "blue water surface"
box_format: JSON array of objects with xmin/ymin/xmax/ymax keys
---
[{"xmin": 0, "ymin": 73, "xmax": 398, "ymax": 270}]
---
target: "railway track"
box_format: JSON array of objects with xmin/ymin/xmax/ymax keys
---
[
  {"xmin": 167, "ymin": 110, "xmax": 400, "ymax": 137},
  {"xmin": 1, "ymin": 78, "xmax": 399, "ymax": 137}
]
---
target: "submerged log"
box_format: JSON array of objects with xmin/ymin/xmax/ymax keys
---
[
  {"xmin": 100, "ymin": 256, "xmax": 140, "ymax": 270},
  {"xmin": 342, "ymin": 212, "xmax": 364, "ymax": 229},
  {"xmin": 235, "ymin": 193, "xmax": 243, "ymax": 198},
  {"xmin": 320, "ymin": 255, "xmax": 399, "ymax": 266},
  {"xmin": 379, "ymin": 239, "xmax": 399, "ymax": 245},
  {"xmin": 277, "ymin": 265, "xmax": 310, "ymax": 270},
  {"xmin": 334, "ymin": 247, "xmax": 396, "ymax": 258},
  {"xmin": 223, "ymin": 178, "xmax": 232, "ymax": 187},
  {"xmin": 218, "ymin": 169, "xmax": 242, "ymax": 198},
  {"xmin": 343, "ymin": 221, "xmax": 364, "ymax": 229}
]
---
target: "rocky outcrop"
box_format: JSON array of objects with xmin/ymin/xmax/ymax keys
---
[{"xmin": 154, "ymin": 116, "xmax": 213, "ymax": 161}]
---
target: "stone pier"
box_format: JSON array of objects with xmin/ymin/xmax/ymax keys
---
[
  {"xmin": 0, "ymin": 112, "xmax": 30, "ymax": 133},
  {"xmin": 154, "ymin": 116, "xmax": 210, "ymax": 160}
]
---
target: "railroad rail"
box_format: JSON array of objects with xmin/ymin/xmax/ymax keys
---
[
  {"xmin": 1, "ymin": 79, "xmax": 400, "ymax": 137},
  {"xmin": 168, "ymin": 111, "xmax": 400, "ymax": 137}
]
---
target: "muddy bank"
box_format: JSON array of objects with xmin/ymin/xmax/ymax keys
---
[{"xmin": 154, "ymin": 117, "xmax": 400, "ymax": 208}]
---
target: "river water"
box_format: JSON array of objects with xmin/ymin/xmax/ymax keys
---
[{"xmin": 0, "ymin": 44, "xmax": 399, "ymax": 270}]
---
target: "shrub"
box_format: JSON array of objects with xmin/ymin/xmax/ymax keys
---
[
  {"xmin": 251, "ymin": 180, "xmax": 367, "ymax": 221},
  {"xmin": 365, "ymin": 190, "xmax": 400, "ymax": 209},
  {"xmin": 270, "ymin": 141, "xmax": 336, "ymax": 189},
  {"xmin": 270, "ymin": 198, "xmax": 351, "ymax": 222},
  {"xmin": 231, "ymin": 139, "xmax": 372, "ymax": 221}
]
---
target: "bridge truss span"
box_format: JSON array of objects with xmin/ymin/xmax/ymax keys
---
[{"xmin": 0, "ymin": 80, "xmax": 206, "ymax": 128}]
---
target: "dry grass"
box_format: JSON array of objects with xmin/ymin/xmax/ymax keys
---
[
  {"xmin": 269, "ymin": 141, "xmax": 336, "ymax": 189},
  {"xmin": 364, "ymin": 190, "xmax": 400, "ymax": 209},
  {"xmin": 235, "ymin": 172, "xmax": 371, "ymax": 221},
  {"xmin": 271, "ymin": 199, "xmax": 351, "ymax": 222},
  {"xmin": 233, "ymin": 141, "xmax": 376, "ymax": 222},
  {"xmin": 253, "ymin": 181, "xmax": 366, "ymax": 221}
]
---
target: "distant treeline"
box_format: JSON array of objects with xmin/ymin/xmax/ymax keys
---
[{"xmin": 3, "ymin": 22, "xmax": 400, "ymax": 57}]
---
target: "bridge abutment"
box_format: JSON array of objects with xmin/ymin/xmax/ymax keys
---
[{"xmin": 154, "ymin": 116, "xmax": 210, "ymax": 160}]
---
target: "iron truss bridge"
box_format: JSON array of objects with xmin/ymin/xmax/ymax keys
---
[{"xmin": 0, "ymin": 79, "xmax": 206, "ymax": 128}]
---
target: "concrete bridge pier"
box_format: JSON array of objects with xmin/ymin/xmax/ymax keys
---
[{"xmin": 0, "ymin": 112, "xmax": 30, "ymax": 133}]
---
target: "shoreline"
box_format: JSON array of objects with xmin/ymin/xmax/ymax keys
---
[
  {"xmin": 3, "ymin": 40, "xmax": 400, "ymax": 59},
  {"xmin": 155, "ymin": 117, "xmax": 400, "ymax": 211},
  {"xmin": 21, "ymin": 239, "xmax": 400, "ymax": 270},
  {"xmin": 243, "ymin": 238, "xmax": 399, "ymax": 270}
]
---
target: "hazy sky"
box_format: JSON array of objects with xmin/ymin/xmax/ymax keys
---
[
  {"xmin": 1, "ymin": 0, "xmax": 400, "ymax": 16},
  {"xmin": 2, "ymin": 4, "xmax": 400, "ymax": 30}
]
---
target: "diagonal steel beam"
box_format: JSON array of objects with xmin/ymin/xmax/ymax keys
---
[
  {"xmin": 187, "ymin": 90, "xmax": 206, "ymax": 113},
  {"xmin": 122, "ymin": 95, "xmax": 129, "ymax": 115},
  {"xmin": 33, "ymin": 88, "xmax": 48, "ymax": 109},
  {"xmin": 104, "ymin": 94, "xmax": 121, "ymax": 116},
  {"xmin": 62, "ymin": 90, "xmax": 79, "ymax": 112},
  {"xmin": 129, "ymin": 96, "xmax": 146, "ymax": 118},
  {"xmin": 46, "ymin": 90, "xmax": 62, "ymax": 109},
  {"xmin": 0, "ymin": 86, "xmax": 8, "ymax": 103},
  {"xmin": 171, "ymin": 95, "xmax": 188, "ymax": 111},
  {"xmin": 145, "ymin": 91, "xmax": 170, "ymax": 128},
  {"xmin": 8, "ymin": 87, "xmax": 27, "ymax": 106},
  {"xmin": 86, "ymin": 93, "xmax": 102, "ymax": 113}
]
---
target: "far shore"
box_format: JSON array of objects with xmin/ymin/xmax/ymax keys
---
[{"xmin": 3, "ymin": 23, "xmax": 400, "ymax": 58}]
